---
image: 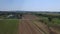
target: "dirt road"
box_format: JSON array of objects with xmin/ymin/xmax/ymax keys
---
[{"xmin": 18, "ymin": 14, "xmax": 50, "ymax": 34}]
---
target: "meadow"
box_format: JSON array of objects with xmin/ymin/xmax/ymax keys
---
[
  {"xmin": 36, "ymin": 13, "xmax": 60, "ymax": 27},
  {"xmin": 0, "ymin": 19, "xmax": 19, "ymax": 34}
]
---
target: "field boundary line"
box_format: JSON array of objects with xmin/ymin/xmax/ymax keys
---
[{"xmin": 32, "ymin": 22, "xmax": 47, "ymax": 34}]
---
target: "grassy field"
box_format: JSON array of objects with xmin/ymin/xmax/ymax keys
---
[
  {"xmin": 35, "ymin": 15, "xmax": 60, "ymax": 33},
  {"xmin": 0, "ymin": 19, "xmax": 19, "ymax": 34},
  {"xmin": 38, "ymin": 16, "xmax": 60, "ymax": 26}
]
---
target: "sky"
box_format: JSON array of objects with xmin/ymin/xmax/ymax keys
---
[{"xmin": 0, "ymin": 0, "xmax": 60, "ymax": 11}]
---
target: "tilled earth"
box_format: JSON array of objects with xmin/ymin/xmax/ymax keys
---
[{"xmin": 18, "ymin": 14, "xmax": 60, "ymax": 34}]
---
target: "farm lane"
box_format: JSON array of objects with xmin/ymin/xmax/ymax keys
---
[{"xmin": 18, "ymin": 14, "xmax": 50, "ymax": 34}]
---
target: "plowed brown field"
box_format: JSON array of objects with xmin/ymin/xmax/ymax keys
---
[{"xmin": 18, "ymin": 14, "xmax": 60, "ymax": 34}]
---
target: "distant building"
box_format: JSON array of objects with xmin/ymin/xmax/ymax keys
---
[
  {"xmin": 7, "ymin": 14, "xmax": 14, "ymax": 18},
  {"xmin": 7, "ymin": 14, "xmax": 17, "ymax": 19}
]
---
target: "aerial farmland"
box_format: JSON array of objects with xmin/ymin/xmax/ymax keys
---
[{"xmin": 0, "ymin": 11, "xmax": 60, "ymax": 34}]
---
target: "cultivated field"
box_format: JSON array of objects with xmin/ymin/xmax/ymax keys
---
[
  {"xmin": 36, "ymin": 14, "xmax": 60, "ymax": 34},
  {"xmin": 0, "ymin": 12, "xmax": 60, "ymax": 34}
]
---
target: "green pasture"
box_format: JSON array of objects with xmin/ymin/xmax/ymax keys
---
[
  {"xmin": 0, "ymin": 19, "xmax": 19, "ymax": 34},
  {"xmin": 38, "ymin": 16, "xmax": 60, "ymax": 26}
]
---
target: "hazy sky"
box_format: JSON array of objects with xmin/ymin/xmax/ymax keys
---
[{"xmin": 0, "ymin": 0, "xmax": 60, "ymax": 11}]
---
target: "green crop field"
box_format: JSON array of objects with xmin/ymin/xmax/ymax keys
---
[
  {"xmin": 0, "ymin": 19, "xmax": 19, "ymax": 34},
  {"xmin": 52, "ymin": 18, "xmax": 60, "ymax": 26},
  {"xmin": 37, "ymin": 15, "xmax": 60, "ymax": 27}
]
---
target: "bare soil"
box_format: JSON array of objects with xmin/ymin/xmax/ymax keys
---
[{"xmin": 18, "ymin": 14, "xmax": 60, "ymax": 34}]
